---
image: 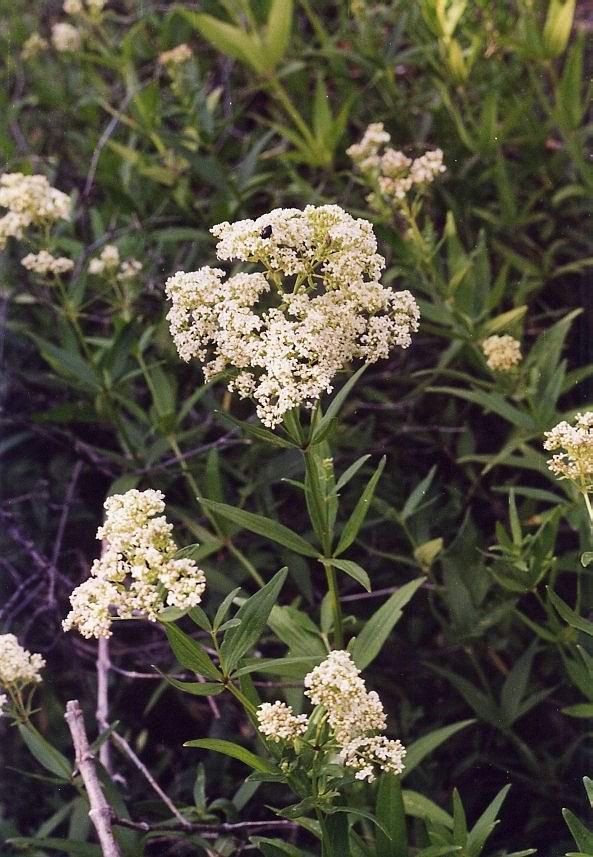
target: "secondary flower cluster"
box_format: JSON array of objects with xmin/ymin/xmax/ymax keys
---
[
  {"xmin": 89, "ymin": 244, "xmax": 143, "ymax": 281},
  {"xmin": 64, "ymin": 0, "xmax": 107, "ymax": 15},
  {"xmin": 52, "ymin": 22, "xmax": 82, "ymax": 52},
  {"xmin": 159, "ymin": 44, "xmax": 193, "ymax": 68},
  {"xmin": 21, "ymin": 250, "xmax": 74, "ymax": 276},
  {"xmin": 256, "ymin": 650, "xmax": 406, "ymax": 783},
  {"xmin": 166, "ymin": 206, "xmax": 420, "ymax": 427},
  {"xmin": 63, "ymin": 489, "xmax": 206, "ymax": 638},
  {"xmin": 22, "ymin": 32, "xmax": 48, "ymax": 60},
  {"xmin": 481, "ymin": 334, "xmax": 522, "ymax": 372},
  {"xmin": 347, "ymin": 123, "xmax": 445, "ymax": 212},
  {"xmin": 544, "ymin": 412, "xmax": 593, "ymax": 486},
  {"xmin": 0, "ymin": 173, "xmax": 71, "ymax": 249},
  {"xmin": 0, "ymin": 634, "xmax": 45, "ymax": 691}
]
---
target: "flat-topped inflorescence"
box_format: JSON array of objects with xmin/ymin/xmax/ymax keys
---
[{"xmin": 166, "ymin": 205, "xmax": 419, "ymax": 428}]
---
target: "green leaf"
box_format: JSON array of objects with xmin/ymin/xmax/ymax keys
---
[
  {"xmin": 326, "ymin": 558, "xmax": 371, "ymax": 592},
  {"xmin": 543, "ymin": 0, "xmax": 576, "ymax": 57},
  {"xmin": 32, "ymin": 338, "xmax": 101, "ymax": 393},
  {"xmin": 233, "ymin": 655, "xmax": 322, "ymax": 678},
  {"xmin": 335, "ymin": 456, "xmax": 386, "ymax": 556},
  {"xmin": 7, "ymin": 839, "xmax": 101, "ymax": 856},
  {"xmin": 335, "ymin": 455, "xmax": 371, "ymax": 492},
  {"xmin": 402, "ymin": 720, "xmax": 475, "ymax": 779},
  {"xmin": 201, "ymin": 500, "xmax": 318, "ymax": 558},
  {"xmin": 581, "ymin": 552, "xmax": 593, "ymax": 568},
  {"xmin": 403, "ymin": 790, "xmax": 454, "ymax": 828},
  {"xmin": 548, "ymin": 588, "xmax": 593, "ymax": 636},
  {"xmin": 184, "ymin": 12, "xmax": 266, "ymax": 73},
  {"xmin": 376, "ymin": 773, "xmax": 407, "ymax": 857},
  {"xmin": 401, "ymin": 467, "xmax": 437, "ymax": 521},
  {"xmin": 429, "ymin": 387, "xmax": 536, "ymax": 431},
  {"xmin": 500, "ymin": 641, "xmax": 537, "ymax": 724},
  {"xmin": 163, "ymin": 623, "xmax": 222, "ymax": 680},
  {"xmin": 309, "ymin": 366, "xmax": 366, "ymax": 443},
  {"xmin": 564, "ymin": 808, "xmax": 593, "ymax": 852},
  {"xmin": 467, "ymin": 784, "xmax": 511, "ymax": 857},
  {"xmin": 220, "ymin": 568, "xmax": 288, "ymax": 675},
  {"xmin": 218, "ymin": 411, "xmax": 296, "ymax": 448},
  {"xmin": 18, "ymin": 724, "xmax": 71, "ymax": 780},
  {"xmin": 265, "ymin": 0, "xmax": 293, "ymax": 69},
  {"xmin": 154, "ymin": 668, "xmax": 224, "ymax": 697},
  {"xmin": 213, "ymin": 587, "xmax": 242, "ymax": 631},
  {"xmin": 351, "ymin": 578, "xmax": 424, "ymax": 670},
  {"xmin": 562, "ymin": 704, "xmax": 593, "ymax": 718},
  {"xmin": 183, "ymin": 738, "xmax": 275, "ymax": 773}
]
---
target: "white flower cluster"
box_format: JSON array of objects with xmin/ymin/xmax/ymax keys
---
[
  {"xmin": 63, "ymin": 489, "xmax": 206, "ymax": 638},
  {"xmin": 257, "ymin": 701, "xmax": 309, "ymax": 743},
  {"xmin": 544, "ymin": 412, "xmax": 593, "ymax": 485},
  {"xmin": 0, "ymin": 634, "xmax": 45, "ymax": 688},
  {"xmin": 338, "ymin": 735, "xmax": 406, "ymax": 782},
  {"xmin": 0, "ymin": 173, "xmax": 71, "ymax": 249},
  {"xmin": 304, "ymin": 649, "xmax": 386, "ymax": 744},
  {"xmin": 51, "ymin": 22, "xmax": 82, "ymax": 52},
  {"xmin": 257, "ymin": 651, "xmax": 405, "ymax": 783},
  {"xmin": 166, "ymin": 206, "xmax": 419, "ymax": 428},
  {"xmin": 22, "ymin": 32, "xmax": 48, "ymax": 60},
  {"xmin": 347, "ymin": 123, "xmax": 445, "ymax": 209},
  {"xmin": 89, "ymin": 245, "xmax": 142, "ymax": 281},
  {"xmin": 21, "ymin": 250, "xmax": 74, "ymax": 276},
  {"xmin": 481, "ymin": 334, "xmax": 522, "ymax": 372},
  {"xmin": 159, "ymin": 44, "xmax": 193, "ymax": 67}
]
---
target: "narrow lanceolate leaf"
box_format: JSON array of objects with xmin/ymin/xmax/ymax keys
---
[
  {"xmin": 402, "ymin": 720, "xmax": 475, "ymax": 779},
  {"xmin": 402, "ymin": 790, "xmax": 454, "ymax": 828},
  {"xmin": 326, "ymin": 558, "xmax": 371, "ymax": 592},
  {"xmin": 334, "ymin": 456, "xmax": 386, "ymax": 556},
  {"xmin": 154, "ymin": 668, "xmax": 224, "ymax": 697},
  {"xmin": 200, "ymin": 499, "xmax": 319, "ymax": 558},
  {"xmin": 350, "ymin": 578, "xmax": 424, "ymax": 669},
  {"xmin": 220, "ymin": 568, "xmax": 288, "ymax": 675},
  {"xmin": 309, "ymin": 365, "xmax": 367, "ymax": 444},
  {"xmin": 376, "ymin": 773, "xmax": 407, "ymax": 857},
  {"xmin": 265, "ymin": 0, "xmax": 293, "ymax": 69},
  {"xmin": 164, "ymin": 623, "xmax": 222, "ymax": 680},
  {"xmin": 217, "ymin": 411, "xmax": 296, "ymax": 448},
  {"xmin": 183, "ymin": 738, "xmax": 275, "ymax": 773},
  {"xmin": 467, "ymin": 784, "xmax": 511, "ymax": 855},
  {"xmin": 233, "ymin": 655, "xmax": 323, "ymax": 679},
  {"xmin": 183, "ymin": 12, "xmax": 266, "ymax": 73},
  {"xmin": 547, "ymin": 587, "xmax": 593, "ymax": 636},
  {"xmin": 18, "ymin": 724, "xmax": 71, "ymax": 780},
  {"xmin": 6, "ymin": 839, "xmax": 101, "ymax": 856},
  {"xmin": 563, "ymin": 808, "xmax": 593, "ymax": 852}
]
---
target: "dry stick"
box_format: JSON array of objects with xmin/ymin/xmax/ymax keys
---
[
  {"xmin": 96, "ymin": 637, "xmax": 113, "ymax": 773},
  {"xmin": 95, "ymin": 636, "xmax": 190, "ymax": 828},
  {"xmin": 64, "ymin": 700, "xmax": 123, "ymax": 857}
]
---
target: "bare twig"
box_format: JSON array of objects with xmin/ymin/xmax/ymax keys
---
[
  {"xmin": 83, "ymin": 92, "xmax": 135, "ymax": 199},
  {"xmin": 110, "ymin": 730, "xmax": 192, "ymax": 829},
  {"xmin": 96, "ymin": 637, "xmax": 113, "ymax": 774},
  {"xmin": 64, "ymin": 700, "xmax": 123, "ymax": 857},
  {"xmin": 113, "ymin": 816, "xmax": 299, "ymax": 835}
]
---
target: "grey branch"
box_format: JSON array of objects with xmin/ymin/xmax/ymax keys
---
[{"xmin": 64, "ymin": 700, "xmax": 123, "ymax": 857}]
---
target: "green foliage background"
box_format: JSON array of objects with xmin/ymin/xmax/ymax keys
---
[{"xmin": 2, "ymin": 0, "xmax": 593, "ymax": 854}]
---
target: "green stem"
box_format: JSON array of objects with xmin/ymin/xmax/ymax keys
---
[{"xmin": 228, "ymin": 683, "xmax": 257, "ymax": 718}]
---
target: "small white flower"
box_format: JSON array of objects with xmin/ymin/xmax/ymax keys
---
[
  {"xmin": 0, "ymin": 173, "xmax": 71, "ymax": 248},
  {"xmin": 51, "ymin": 22, "xmax": 82, "ymax": 52},
  {"xmin": 22, "ymin": 33, "xmax": 48, "ymax": 60},
  {"xmin": 339, "ymin": 735, "xmax": 406, "ymax": 783},
  {"xmin": 544, "ymin": 412, "xmax": 593, "ymax": 485},
  {"xmin": 21, "ymin": 251, "xmax": 74, "ymax": 275},
  {"xmin": 89, "ymin": 244, "xmax": 120, "ymax": 275},
  {"xmin": 257, "ymin": 701, "xmax": 309, "ymax": 743},
  {"xmin": 166, "ymin": 206, "xmax": 419, "ymax": 428},
  {"xmin": 63, "ymin": 489, "xmax": 207, "ymax": 638},
  {"xmin": 304, "ymin": 650, "xmax": 386, "ymax": 744},
  {"xmin": 481, "ymin": 334, "xmax": 522, "ymax": 372},
  {"xmin": 117, "ymin": 259, "xmax": 142, "ymax": 281},
  {"xmin": 159, "ymin": 44, "xmax": 193, "ymax": 67},
  {"xmin": 0, "ymin": 635, "xmax": 45, "ymax": 688}
]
